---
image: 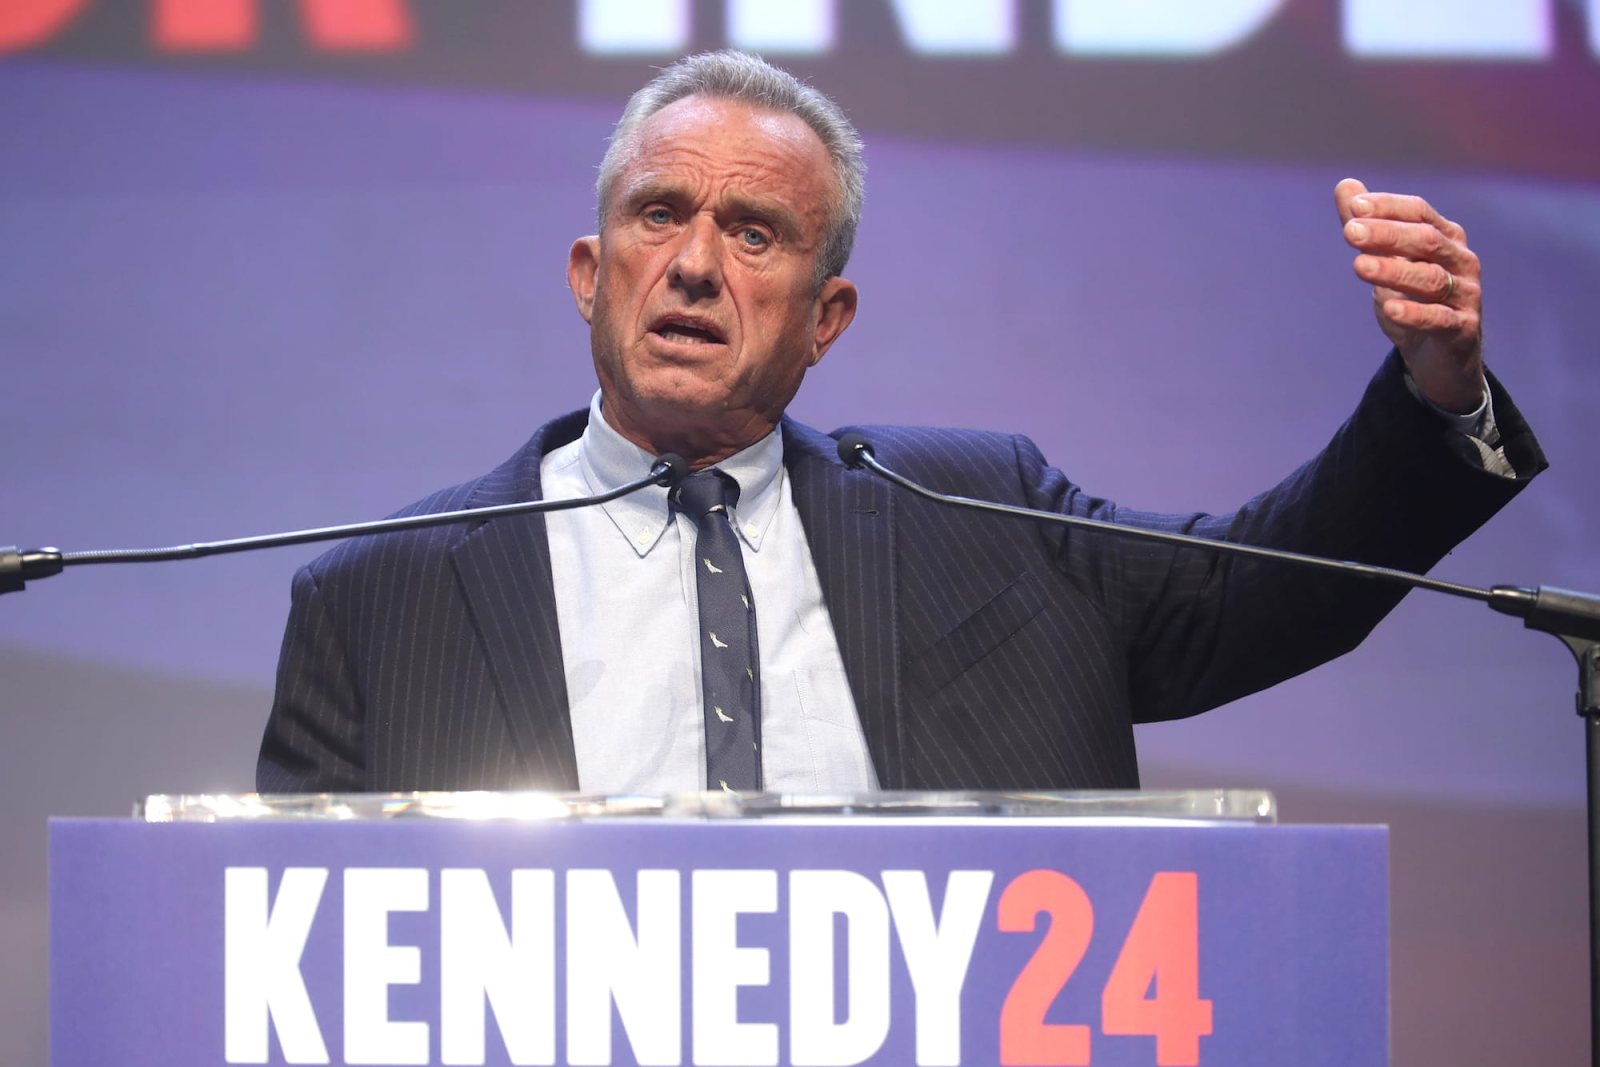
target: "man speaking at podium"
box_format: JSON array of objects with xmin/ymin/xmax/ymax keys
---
[{"xmin": 257, "ymin": 51, "xmax": 1543, "ymax": 796}]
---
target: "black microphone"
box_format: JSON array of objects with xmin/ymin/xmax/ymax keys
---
[
  {"xmin": 836, "ymin": 434, "xmax": 1600, "ymax": 643},
  {"xmin": 0, "ymin": 453, "xmax": 690, "ymax": 596}
]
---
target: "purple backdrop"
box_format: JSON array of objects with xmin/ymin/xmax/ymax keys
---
[{"xmin": 3, "ymin": 11, "xmax": 1599, "ymax": 1064}]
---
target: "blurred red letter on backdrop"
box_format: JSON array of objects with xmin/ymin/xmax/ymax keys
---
[
  {"xmin": 152, "ymin": 0, "xmax": 412, "ymax": 52},
  {"xmin": 0, "ymin": 0, "xmax": 88, "ymax": 52}
]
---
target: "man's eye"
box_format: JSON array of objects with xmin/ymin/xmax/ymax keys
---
[
  {"xmin": 645, "ymin": 208, "xmax": 672, "ymax": 225},
  {"xmin": 740, "ymin": 228, "xmax": 768, "ymax": 247}
]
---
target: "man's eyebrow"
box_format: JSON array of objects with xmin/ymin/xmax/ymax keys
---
[{"xmin": 621, "ymin": 180, "xmax": 683, "ymax": 210}]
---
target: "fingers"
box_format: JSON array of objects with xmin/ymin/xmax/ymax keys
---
[
  {"xmin": 1355, "ymin": 255, "xmax": 1469, "ymax": 305},
  {"xmin": 1348, "ymin": 190, "xmax": 1466, "ymax": 242},
  {"xmin": 1370, "ymin": 275, "xmax": 1482, "ymax": 362},
  {"xmin": 1334, "ymin": 180, "xmax": 1472, "ymax": 274},
  {"xmin": 1377, "ymin": 293, "xmax": 1478, "ymax": 337},
  {"xmin": 1344, "ymin": 215, "xmax": 1477, "ymax": 274}
]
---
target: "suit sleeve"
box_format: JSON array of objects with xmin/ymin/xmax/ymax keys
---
[
  {"xmin": 1025, "ymin": 350, "xmax": 1547, "ymax": 723},
  {"xmin": 256, "ymin": 564, "xmax": 367, "ymax": 791}
]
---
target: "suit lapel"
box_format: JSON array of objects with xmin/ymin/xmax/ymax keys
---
[
  {"xmin": 449, "ymin": 411, "xmax": 587, "ymax": 789},
  {"xmin": 784, "ymin": 421, "xmax": 904, "ymax": 788}
]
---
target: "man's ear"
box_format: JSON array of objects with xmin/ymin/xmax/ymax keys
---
[
  {"xmin": 568, "ymin": 236, "xmax": 601, "ymax": 324},
  {"xmin": 809, "ymin": 275, "xmax": 858, "ymax": 366}
]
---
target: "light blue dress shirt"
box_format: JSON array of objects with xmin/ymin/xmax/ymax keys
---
[{"xmin": 541, "ymin": 393, "xmax": 877, "ymax": 794}]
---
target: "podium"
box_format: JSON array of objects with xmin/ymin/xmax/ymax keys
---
[{"xmin": 50, "ymin": 791, "xmax": 1386, "ymax": 1066}]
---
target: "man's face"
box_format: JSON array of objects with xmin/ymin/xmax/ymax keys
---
[{"xmin": 568, "ymin": 95, "xmax": 857, "ymax": 462}]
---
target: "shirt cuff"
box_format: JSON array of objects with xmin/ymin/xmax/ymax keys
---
[{"xmin": 1402, "ymin": 369, "xmax": 1516, "ymax": 477}]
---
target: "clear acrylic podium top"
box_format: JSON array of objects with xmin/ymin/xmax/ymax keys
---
[{"xmin": 137, "ymin": 789, "xmax": 1276, "ymax": 825}]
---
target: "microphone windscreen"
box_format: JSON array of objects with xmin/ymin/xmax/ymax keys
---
[
  {"xmin": 651, "ymin": 453, "xmax": 690, "ymax": 487},
  {"xmin": 836, "ymin": 434, "xmax": 874, "ymax": 468}
]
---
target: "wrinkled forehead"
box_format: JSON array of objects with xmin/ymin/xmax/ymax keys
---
[{"xmin": 609, "ymin": 95, "xmax": 836, "ymax": 226}]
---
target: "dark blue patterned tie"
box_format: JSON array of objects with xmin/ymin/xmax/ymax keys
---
[{"xmin": 673, "ymin": 470, "xmax": 762, "ymax": 792}]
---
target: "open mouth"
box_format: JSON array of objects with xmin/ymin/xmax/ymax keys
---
[{"xmin": 650, "ymin": 317, "xmax": 726, "ymax": 346}]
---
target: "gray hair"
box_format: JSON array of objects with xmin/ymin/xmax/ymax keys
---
[{"xmin": 596, "ymin": 50, "xmax": 865, "ymax": 287}]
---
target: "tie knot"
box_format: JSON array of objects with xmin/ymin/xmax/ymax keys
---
[{"xmin": 672, "ymin": 469, "xmax": 740, "ymax": 521}]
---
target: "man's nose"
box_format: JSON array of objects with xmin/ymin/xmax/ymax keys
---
[{"xmin": 668, "ymin": 217, "xmax": 722, "ymax": 298}]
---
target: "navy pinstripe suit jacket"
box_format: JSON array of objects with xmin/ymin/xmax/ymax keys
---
[{"xmin": 257, "ymin": 354, "xmax": 1544, "ymax": 793}]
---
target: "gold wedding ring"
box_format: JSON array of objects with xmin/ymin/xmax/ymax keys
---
[{"xmin": 1443, "ymin": 270, "xmax": 1456, "ymax": 302}]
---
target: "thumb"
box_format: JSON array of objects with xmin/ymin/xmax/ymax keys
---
[{"xmin": 1334, "ymin": 177, "xmax": 1369, "ymax": 225}]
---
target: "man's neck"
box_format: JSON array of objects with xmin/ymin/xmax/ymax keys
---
[{"xmin": 598, "ymin": 397, "xmax": 779, "ymax": 470}]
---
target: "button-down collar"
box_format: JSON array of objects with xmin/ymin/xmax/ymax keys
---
[{"xmin": 577, "ymin": 391, "xmax": 785, "ymax": 558}]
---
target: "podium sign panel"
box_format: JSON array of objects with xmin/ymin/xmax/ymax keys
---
[{"xmin": 50, "ymin": 792, "xmax": 1386, "ymax": 1066}]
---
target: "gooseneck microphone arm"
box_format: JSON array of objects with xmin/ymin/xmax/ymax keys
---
[
  {"xmin": 834, "ymin": 434, "xmax": 1600, "ymax": 640},
  {"xmin": 0, "ymin": 453, "xmax": 690, "ymax": 596},
  {"xmin": 837, "ymin": 431, "xmax": 1600, "ymax": 1065}
]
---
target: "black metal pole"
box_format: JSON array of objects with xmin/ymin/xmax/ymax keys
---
[{"xmin": 1578, "ymin": 643, "xmax": 1600, "ymax": 1067}]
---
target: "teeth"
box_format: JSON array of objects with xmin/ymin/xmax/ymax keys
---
[{"xmin": 658, "ymin": 327, "xmax": 717, "ymax": 344}]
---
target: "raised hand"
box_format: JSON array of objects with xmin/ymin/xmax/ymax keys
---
[{"xmin": 1336, "ymin": 178, "xmax": 1485, "ymax": 414}]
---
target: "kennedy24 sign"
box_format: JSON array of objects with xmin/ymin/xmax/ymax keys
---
[
  {"xmin": 51, "ymin": 819, "xmax": 1387, "ymax": 1066},
  {"xmin": 223, "ymin": 865, "xmax": 1208, "ymax": 1065}
]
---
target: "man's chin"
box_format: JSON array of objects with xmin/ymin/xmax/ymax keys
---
[{"xmin": 616, "ymin": 366, "xmax": 743, "ymax": 416}]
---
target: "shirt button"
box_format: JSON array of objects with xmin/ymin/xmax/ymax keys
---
[
  {"xmin": 636, "ymin": 531, "xmax": 651, "ymax": 545},
  {"xmin": 744, "ymin": 524, "xmax": 759, "ymax": 538}
]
